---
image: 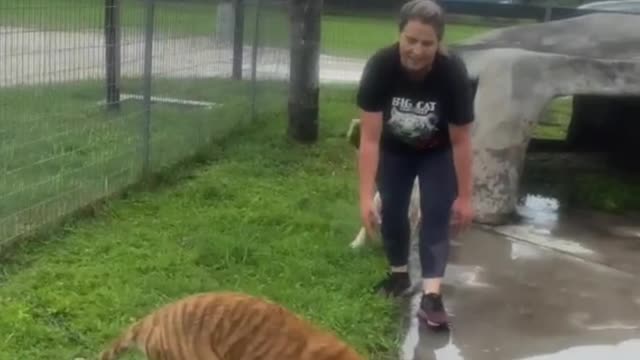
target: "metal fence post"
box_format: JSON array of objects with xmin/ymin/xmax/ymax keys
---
[
  {"xmin": 250, "ymin": 0, "xmax": 263, "ymax": 121},
  {"xmin": 142, "ymin": 0, "xmax": 155, "ymax": 179},
  {"xmin": 105, "ymin": 0, "xmax": 121, "ymax": 110},
  {"xmin": 543, "ymin": 0, "xmax": 553, "ymax": 22},
  {"xmin": 232, "ymin": 0, "xmax": 245, "ymax": 80}
]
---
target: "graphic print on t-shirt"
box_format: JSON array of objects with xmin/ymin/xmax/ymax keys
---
[{"xmin": 388, "ymin": 96, "xmax": 440, "ymax": 148}]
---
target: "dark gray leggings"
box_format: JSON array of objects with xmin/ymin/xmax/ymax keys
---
[{"xmin": 377, "ymin": 147, "xmax": 458, "ymax": 278}]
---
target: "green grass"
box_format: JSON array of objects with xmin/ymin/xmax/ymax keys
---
[
  {"xmin": 569, "ymin": 173, "xmax": 640, "ymax": 213},
  {"xmin": 0, "ymin": 83, "xmax": 401, "ymax": 360},
  {"xmin": 522, "ymin": 161, "xmax": 640, "ymax": 214},
  {"xmin": 0, "ymin": 76, "xmax": 269, "ymax": 248},
  {"xmin": 1, "ymin": 0, "xmax": 495, "ymax": 59},
  {"xmin": 321, "ymin": 14, "xmax": 493, "ymax": 58},
  {"xmin": 526, "ymin": 96, "xmax": 640, "ymax": 214},
  {"xmin": 0, "ymin": 0, "xmax": 216, "ymax": 34},
  {"xmin": 534, "ymin": 96, "xmax": 573, "ymax": 140}
]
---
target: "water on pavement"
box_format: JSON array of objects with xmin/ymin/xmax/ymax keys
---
[{"xmin": 398, "ymin": 197, "xmax": 640, "ymax": 360}]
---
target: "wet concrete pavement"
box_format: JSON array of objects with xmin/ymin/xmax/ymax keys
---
[
  {"xmin": 399, "ymin": 215, "xmax": 640, "ymax": 360},
  {"xmin": 491, "ymin": 194, "xmax": 640, "ymax": 276}
]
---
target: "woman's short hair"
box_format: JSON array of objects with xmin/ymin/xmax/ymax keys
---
[{"xmin": 398, "ymin": 0, "xmax": 446, "ymax": 41}]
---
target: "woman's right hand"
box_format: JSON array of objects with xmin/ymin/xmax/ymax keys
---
[{"xmin": 360, "ymin": 198, "xmax": 381, "ymax": 238}]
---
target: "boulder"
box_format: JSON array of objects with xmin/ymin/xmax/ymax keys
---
[{"xmin": 452, "ymin": 13, "xmax": 640, "ymax": 224}]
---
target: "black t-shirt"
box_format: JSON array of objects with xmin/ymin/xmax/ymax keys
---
[{"xmin": 356, "ymin": 43, "xmax": 474, "ymax": 154}]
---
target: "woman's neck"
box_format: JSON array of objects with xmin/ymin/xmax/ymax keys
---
[{"xmin": 403, "ymin": 62, "xmax": 432, "ymax": 81}]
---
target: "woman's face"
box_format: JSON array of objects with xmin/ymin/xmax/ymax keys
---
[{"xmin": 398, "ymin": 19, "xmax": 439, "ymax": 74}]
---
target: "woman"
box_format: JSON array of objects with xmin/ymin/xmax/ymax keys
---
[{"xmin": 357, "ymin": 0, "xmax": 474, "ymax": 329}]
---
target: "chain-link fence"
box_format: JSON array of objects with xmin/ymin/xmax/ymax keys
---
[{"xmin": 0, "ymin": 0, "xmax": 292, "ymax": 251}]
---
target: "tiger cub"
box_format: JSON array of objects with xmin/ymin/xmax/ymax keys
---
[{"xmin": 99, "ymin": 291, "xmax": 365, "ymax": 360}]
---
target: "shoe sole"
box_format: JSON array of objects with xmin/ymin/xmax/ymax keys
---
[{"xmin": 417, "ymin": 309, "xmax": 450, "ymax": 331}]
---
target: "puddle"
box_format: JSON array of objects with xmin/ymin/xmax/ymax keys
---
[
  {"xmin": 492, "ymin": 183, "xmax": 640, "ymax": 275},
  {"xmin": 515, "ymin": 339, "xmax": 640, "ymax": 360},
  {"xmin": 493, "ymin": 194, "xmax": 598, "ymax": 259},
  {"xmin": 443, "ymin": 264, "xmax": 493, "ymax": 289},
  {"xmin": 517, "ymin": 151, "xmax": 640, "ymax": 242},
  {"xmin": 491, "ymin": 171, "xmax": 640, "ymax": 275},
  {"xmin": 516, "ymin": 194, "xmax": 561, "ymax": 229},
  {"xmin": 510, "ymin": 241, "xmax": 545, "ymax": 260},
  {"xmin": 496, "ymin": 223, "xmax": 597, "ymax": 257},
  {"xmin": 586, "ymin": 323, "xmax": 640, "ymax": 331},
  {"xmin": 605, "ymin": 225, "xmax": 640, "ymax": 239},
  {"xmin": 432, "ymin": 341, "xmax": 465, "ymax": 360}
]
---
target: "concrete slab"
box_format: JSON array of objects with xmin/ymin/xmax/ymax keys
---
[
  {"xmin": 399, "ymin": 227, "xmax": 640, "ymax": 360},
  {"xmin": 492, "ymin": 194, "xmax": 640, "ymax": 276}
]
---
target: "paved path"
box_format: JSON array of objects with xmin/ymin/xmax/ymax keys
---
[
  {"xmin": 398, "ymin": 205, "xmax": 640, "ymax": 360},
  {"xmin": 0, "ymin": 26, "xmax": 365, "ymax": 88}
]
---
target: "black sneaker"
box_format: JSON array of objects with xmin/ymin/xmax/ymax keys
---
[
  {"xmin": 417, "ymin": 293, "xmax": 450, "ymax": 330},
  {"xmin": 373, "ymin": 271, "xmax": 411, "ymax": 298}
]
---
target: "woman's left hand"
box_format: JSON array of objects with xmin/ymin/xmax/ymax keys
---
[{"xmin": 451, "ymin": 196, "xmax": 474, "ymax": 234}]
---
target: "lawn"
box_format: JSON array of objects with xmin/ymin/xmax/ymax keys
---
[
  {"xmin": 321, "ymin": 13, "xmax": 493, "ymax": 58},
  {"xmin": 0, "ymin": 76, "xmax": 265, "ymax": 249},
  {"xmin": 0, "ymin": 81, "xmax": 403, "ymax": 360},
  {"xmin": 535, "ymin": 96, "xmax": 573, "ymax": 140}
]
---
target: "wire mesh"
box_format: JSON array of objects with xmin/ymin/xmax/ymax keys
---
[
  {"xmin": 250, "ymin": 0, "xmax": 289, "ymax": 117},
  {"xmin": 0, "ymin": 0, "xmax": 290, "ymax": 250}
]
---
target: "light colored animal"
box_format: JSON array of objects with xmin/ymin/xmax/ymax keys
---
[
  {"xmin": 349, "ymin": 177, "xmax": 421, "ymax": 249},
  {"xmin": 98, "ymin": 291, "xmax": 364, "ymax": 360},
  {"xmin": 347, "ymin": 118, "xmax": 422, "ymax": 249}
]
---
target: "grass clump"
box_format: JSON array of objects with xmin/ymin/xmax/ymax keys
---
[
  {"xmin": 569, "ymin": 173, "xmax": 640, "ymax": 214},
  {"xmin": 535, "ymin": 96, "xmax": 573, "ymax": 140}
]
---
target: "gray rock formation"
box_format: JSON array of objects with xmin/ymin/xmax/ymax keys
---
[{"xmin": 452, "ymin": 13, "xmax": 640, "ymax": 224}]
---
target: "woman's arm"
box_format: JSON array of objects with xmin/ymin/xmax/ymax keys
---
[
  {"xmin": 359, "ymin": 111, "xmax": 383, "ymax": 206},
  {"xmin": 356, "ymin": 51, "xmax": 387, "ymax": 206},
  {"xmin": 447, "ymin": 52, "xmax": 475, "ymax": 198},
  {"xmin": 446, "ymin": 52, "xmax": 475, "ymax": 227},
  {"xmin": 449, "ymin": 123, "xmax": 473, "ymax": 201}
]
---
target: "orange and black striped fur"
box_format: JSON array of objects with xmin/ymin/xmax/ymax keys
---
[{"xmin": 99, "ymin": 291, "xmax": 365, "ymax": 360}]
